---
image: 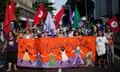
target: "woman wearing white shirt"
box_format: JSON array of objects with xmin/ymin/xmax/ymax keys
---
[
  {"xmin": 96, "ymin": 30, "xmax": 108, "ymax": 68},
  {"xmin": 23, "ymin": 29, "xmax": 33, "ymax": 39}
]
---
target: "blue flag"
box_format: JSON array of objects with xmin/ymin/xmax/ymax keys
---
[{"xmin": 11, "ymin": 21, "xmax": 15, "ymax": 31}]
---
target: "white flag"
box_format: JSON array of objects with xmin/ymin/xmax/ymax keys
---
[{"xmin": 44, "ymin": 12, "xmax": 55, "ymax": 31}]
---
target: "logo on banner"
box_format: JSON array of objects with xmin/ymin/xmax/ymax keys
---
[
  {"xmin": 111, "ymin": 21, "xmax": 118, "ymax": 28},
  {"xmin": 38, "ymin": 11, "xmax": 43, "ymax": 18}
]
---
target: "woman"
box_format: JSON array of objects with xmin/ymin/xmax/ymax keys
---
[
  {"xmin": 96, "ymin": 30, "xmax": 108, "ymax": 68},
  {"xmin": 42, "ymin": 31, "xmax": 49, "ymax": 38},
  {"xmin": 104, "ymin": 28, "xmax": 114, "ymax": 65},
  {"xmin": 33, "ymin": 29, "xmax": 39, "ymax": 38},
  {"xmin": 57, "ymin": 30, "xmax": 65, "ymax": 38},
  {"xmin": 73, "ymin": 30, "xmax": 79, "ymax": 36},
  {"xmin": 23, "ymin": 29, "xmax": 33, "ymax": 39},
  {"xmin": 89, "ymin": 25, "xmax": 98, "ymax": 36},
  {"xmin": 2, "ymin": 31, "xmax": 18, "ymax": 71},
  {"xmin": 17, "ymin": 31, "xmax": 23, "ymax": 38}
]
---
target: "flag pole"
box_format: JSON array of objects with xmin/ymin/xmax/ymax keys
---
[{"xmin": 85, "ymin": 0, "xmax": 88, "ymax": 19}]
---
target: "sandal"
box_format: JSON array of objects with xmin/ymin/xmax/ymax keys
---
[
  {"xmin": 14, "ymin": 68, "xmax": 18, "ymax": 71},
  {"xmin": 6, "ymin": 69, "xmax": 11, "ymax": 72}
]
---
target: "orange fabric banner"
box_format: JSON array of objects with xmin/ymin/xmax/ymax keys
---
[{"xmin": 17, "ymin": 36, "xmax": 96, "ymax": 68}]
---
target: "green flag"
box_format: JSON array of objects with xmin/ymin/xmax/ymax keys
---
[
  {"xmin": 88, "ymin": 22, "xmax": 94, "ymax": 29},
  {"xmin": 29, "ymin": 21, "xmax": 33, "ymax": 27},
  {"xmin": 73, "ymin": 5, "xmax": 80, "ymax": 29}
]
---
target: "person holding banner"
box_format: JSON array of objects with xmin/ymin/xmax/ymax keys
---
[
  {"xmin": 32, "ymin": 29, "xmax": 39, "ymax": 38},
  {"xmin": 2, "ymin": 31, "xmax": 18, "ymax": 72},
  {"xmin": 42, "ymin": 31, "xmax": 49, "ymax": 38},
  {"xmin": 89, "ymin": 25, "xmax": 98, "ymax": 36},
  {"xmin": 57, "ymin": 30, "xmax": 65, "ymax": 37},
  {"xmin": 96, "ymin": 30, "xmax": 108, "ymax": 68},
  {"xmin": 73, "ymin": 30, "xmax": 79, "ymax": 36},
  {"xmin": 17, "ymin": 31, "xmax": 24, "ymax": 38},
  {"xmin": 23, "ymin": 29, "xmax": 33, "ymax": 39},
  {"xmin": 104, "ymin": 28, "xmax": 114, "ymax": 65}
]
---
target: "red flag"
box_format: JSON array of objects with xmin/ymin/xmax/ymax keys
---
[
  {"xmin": 4, "ymin": 4, "xmax": 12, "ymax": 35},
  {"xmin": 26, "ymin": 17, "xmax": 31, "ymax": 29},
  {"xmin": 10, "ymin": 0, "xmax": 15, "ymax": 13},
  {"xmin": 34, "ymin": 4, "xmax": 47, "ymax": 26},
  {"xmin": 8, "ymin": 0, "xmax": 16, "ymax": 21},
  {"xmin": 54, "ymin": 6, "xmax": 64, "ymax": 29},
  {"xmin": 107, "ymin": 16, "xmax": 120, "ymax": 32},
  {"xmin": 4, "ymin": 0, "xmax": 16, "ymax": 36}
]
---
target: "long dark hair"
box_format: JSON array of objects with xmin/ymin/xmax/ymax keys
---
[
  {"xmin": 8, "ymin": 31, "xmax": 16, "ymax": 38},
  {"xmin": 73, "ymin": 30, "xmax": 79, "ymax": 36},
  {"xmin": 97, "ymin": 30, "xmax": 104, "ymax": 36}
]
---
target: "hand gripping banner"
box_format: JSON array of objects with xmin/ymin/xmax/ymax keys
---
[{"xmin": 17, "ymin": 36, "xmax": 96, "ymax": 68}]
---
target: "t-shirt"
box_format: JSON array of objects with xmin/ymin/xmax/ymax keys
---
[
  {"xmin": 96, "ymin": 36, "xmax": 108, "ymax": 46},
  {"xmin": 7, "ymin": 37, "xmax": 17, "ymax": 52},
  {"xmin": 96, "ymin": 36, "xmax": 108, "ymax": 56},
  {"xmin": 23, "ymin": 34, "xmax": 33, "ymax": 39}
]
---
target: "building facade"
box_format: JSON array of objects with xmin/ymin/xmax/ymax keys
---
[
  {"xmin": 32, "ymin": 0, "xmax": 56, "ymax": 15},
  {"xmin": 93, "ymin": 0, "xmax": 120, "ymax": 19},
  {"xmin": 16, "ymin": 0, "xmax": 33, "ymax": 8},
  {"xmin": 15, "ymin": 0, "xmax": 35, "ymax": 21}
]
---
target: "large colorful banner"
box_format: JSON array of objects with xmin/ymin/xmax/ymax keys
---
[{"xmin": 17, "ymin": 36, "xmax": 96, "ymax": 68}]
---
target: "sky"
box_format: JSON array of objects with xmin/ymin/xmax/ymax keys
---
[{"xmin": 54, "ymin": 0, "xmax": 67, "ymax": 13}]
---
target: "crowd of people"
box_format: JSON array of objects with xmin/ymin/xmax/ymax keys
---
[{"xmin": 0, "ymin": 19, "xmax": 117, "ymax": 71}]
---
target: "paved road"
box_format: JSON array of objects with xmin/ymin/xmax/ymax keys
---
[{"xmin": 0, "ymin": 57, "xmax": 120, "ymax": 72}]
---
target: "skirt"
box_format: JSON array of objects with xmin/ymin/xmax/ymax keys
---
[{"xmin": 7, "ymin": 51, "xmax": 17, "ymax": 64}]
